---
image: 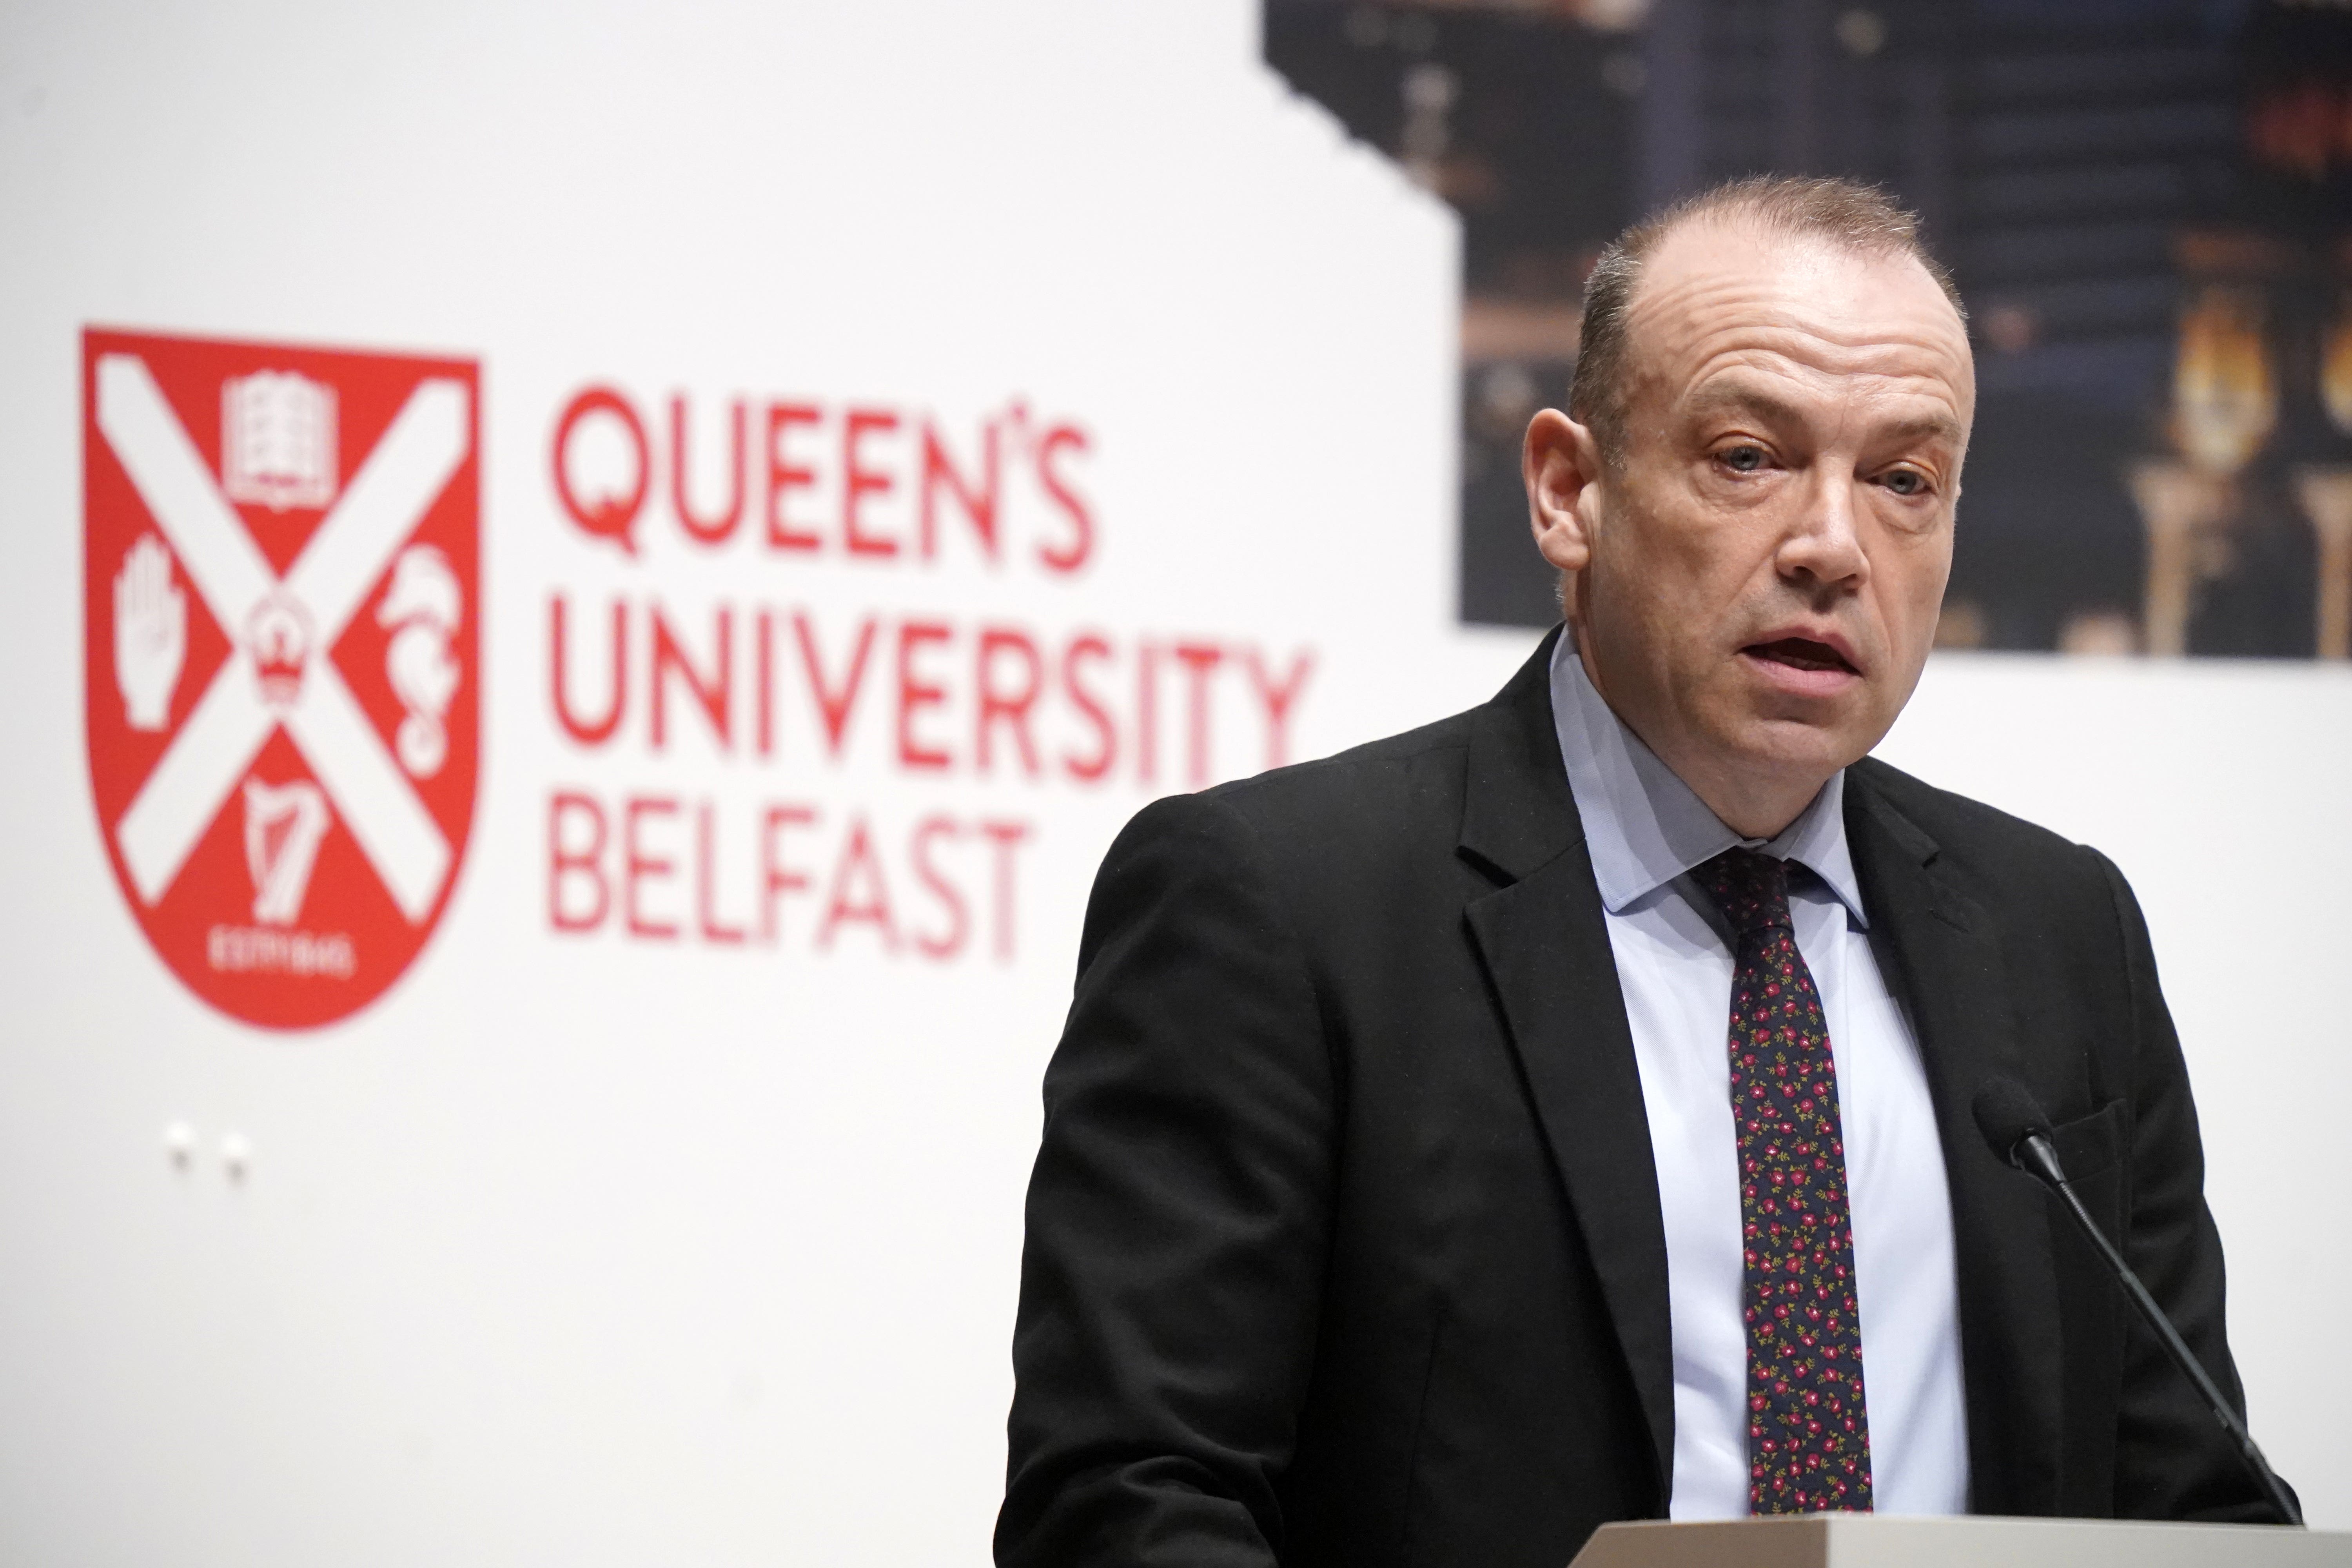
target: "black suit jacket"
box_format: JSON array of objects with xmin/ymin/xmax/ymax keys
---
[{"xmin": 999, "ymin": 632, "xmax": 2276, "ymax": 1567}]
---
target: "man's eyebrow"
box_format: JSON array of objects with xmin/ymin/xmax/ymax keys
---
[
  {"xmin": 1873, "ymin": 412, "xmax": 1967, "ymax": 448},
  {"xmin": 1681, "ymin": 385, "xmax": 1806, "ymax": 430},
  {"xmin": 1682, "ymin": 386, "xmax": 1965, "ymax": 448}
]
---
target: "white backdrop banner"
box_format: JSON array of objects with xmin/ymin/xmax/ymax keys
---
[{"xmin": 2, "ymin": 2, "xmax": 2345, "ymax": 1563}]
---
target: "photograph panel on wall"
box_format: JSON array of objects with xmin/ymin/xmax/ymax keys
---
[{"xmin": 1265, "ymin": 0, "xmax": 2352, "ymax": 659}]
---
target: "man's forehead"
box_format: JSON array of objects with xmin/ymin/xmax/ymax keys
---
[{"xmin": 1623, "ymin": 219, "xmax": 1974, "ymax": 415}]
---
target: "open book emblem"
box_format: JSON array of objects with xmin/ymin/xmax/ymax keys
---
[{"xmin": 223, "ymin": 370, "xmax": 338, "ymax": 512}]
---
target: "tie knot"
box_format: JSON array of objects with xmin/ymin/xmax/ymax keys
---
[{"xmin": 1695, "ymin": 848, "xmax": 1794, "ymax": 937}]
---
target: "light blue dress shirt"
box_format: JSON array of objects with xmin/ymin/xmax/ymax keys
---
[{"xmin": 1548, "ymin": 635, "xmax": 1970, "ymax": 1518}]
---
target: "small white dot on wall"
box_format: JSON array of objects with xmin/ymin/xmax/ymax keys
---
[
  {"xmin": 163, "ymin": 1121, "xmax": 195, "ymax": 1170},
  {"xmin": 220, "ymin": 1132, "xmax": 252, "ymax": 1182}
]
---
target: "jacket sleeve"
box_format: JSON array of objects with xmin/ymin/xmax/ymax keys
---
[
  {"xmin": 2092, "ymin": 850, "xmax": 2296, "ymax": 1523},
  {"xmin": 996, "ymin": 791, "xmax": 1337, "ymax": 1568}
]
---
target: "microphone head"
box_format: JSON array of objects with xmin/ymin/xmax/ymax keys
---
[{"xmin": 1972, "ymin": 1076, "xmax": 2053, "ymax": 1167}]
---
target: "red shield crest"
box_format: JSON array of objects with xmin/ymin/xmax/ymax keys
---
[{"xmin": 83, "ymin": 328, "xmax": 481, "ymax": 1029}]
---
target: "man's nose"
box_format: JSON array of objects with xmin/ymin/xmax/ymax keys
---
[{"xmin": 1779, "ymin": 464, "xmax": 1869, "ymax": 588}]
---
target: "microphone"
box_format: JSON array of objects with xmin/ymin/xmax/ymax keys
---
[{"xmin": 1971, "ymin": 1078, "xmax": 2301, "ymax": 1527}]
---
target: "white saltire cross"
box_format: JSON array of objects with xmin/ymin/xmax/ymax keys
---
[{"xmin": 99, "ymin": 354, "xmax": 468, "ymax": 924}]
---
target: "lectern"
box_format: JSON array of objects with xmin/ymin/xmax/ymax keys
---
[{"xmin": 1568, "ymin": 1515, "xmax": 2352, "ymax": 1567}]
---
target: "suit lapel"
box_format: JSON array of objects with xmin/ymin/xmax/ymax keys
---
[
  {"xmin": 1844, "ymin": 768, "xmax": 2062, "ymax": 1515},
  {"xmin": 1454, "ymin": 644, "xmax": 2067, "ymax": 1514},
  {"xmin": 1459, "ymin": 635, "xmax": 1675, "ymax": 1506}
]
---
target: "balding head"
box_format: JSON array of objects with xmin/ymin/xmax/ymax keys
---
[{"xmin": 1569, "ymin": 175, "xmax": 1965, "ymax": 467}]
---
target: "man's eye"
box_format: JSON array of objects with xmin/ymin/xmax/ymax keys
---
[
  {"xmin": 1719, "ymin": 445, "xmax": 1765, "ymax": 472},
  {"xmin": 1882, "ymin": 469, "xmax": 1928, "ymax": 496}
]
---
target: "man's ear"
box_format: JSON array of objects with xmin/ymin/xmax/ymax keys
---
[{"xmin": 1523, "ymin": 408, "xmax": 1606, "ymax": 574}]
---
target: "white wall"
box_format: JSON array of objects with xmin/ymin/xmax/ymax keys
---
[{"xmin": 0, "ymin": 2, "xmax": 2341, "ymax": 1563}]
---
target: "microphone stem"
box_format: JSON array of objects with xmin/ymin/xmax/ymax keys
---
[{"xmin": 2032, "ymin": 1147, "xmax": 2303, "ymax": 1528}]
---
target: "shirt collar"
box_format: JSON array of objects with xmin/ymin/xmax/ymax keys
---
[{"xmin": 1548, "ymin": 632, "xmax": 1868, "ymax": 926}]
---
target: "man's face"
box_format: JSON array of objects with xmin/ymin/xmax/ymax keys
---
[{"xmin": 1528, "ymin": 221, "xmax": 1974, "ymax": 831}]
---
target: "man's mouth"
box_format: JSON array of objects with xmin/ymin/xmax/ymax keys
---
[{"xmin": 1743, "ymin": 637, "xmax": 1858, "ymax": 675}]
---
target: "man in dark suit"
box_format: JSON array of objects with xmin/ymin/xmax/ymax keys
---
[{"xmin": 996, "ymin": 176, "xmax": 2283, "ymax": 1567}]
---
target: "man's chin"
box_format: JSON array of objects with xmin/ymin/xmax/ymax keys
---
[{"xmin": 1719, "ymin": 711, "xmax": 1881, "ymax": 785}]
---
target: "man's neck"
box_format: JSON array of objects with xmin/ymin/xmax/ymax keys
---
[{"xmin": 1570, "ymin": 621, "xmax": 1831, "ymax": 842}]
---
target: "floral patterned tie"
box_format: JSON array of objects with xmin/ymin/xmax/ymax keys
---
[{"xmin": 1694, "ymin": 848, "xmax": 1874, "ymax": 1514}]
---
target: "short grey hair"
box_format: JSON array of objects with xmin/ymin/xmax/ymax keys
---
[{"xmin": 1566, "ymin": 174, "xmax": 1965, "ymax": 465}]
